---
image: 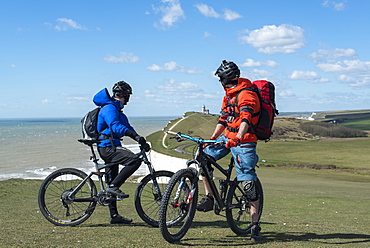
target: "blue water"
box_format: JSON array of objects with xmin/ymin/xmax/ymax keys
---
[{"xmin": 0, "ymin": 116, "xmax": 177, "ymax": 181}]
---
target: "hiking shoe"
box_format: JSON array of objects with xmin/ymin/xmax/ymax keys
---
[
  {"xmin": 196, "ymin": 194, "xmax": 214, "ymax": 212},
  {"xmin": 106, "ymin": 187, "xmax": 129, "ymax": 199},
  {"xmin": 250, "ymin": 224, "xmax": 261, "ymax": 241},
  {"xmin": 110, "ymin": 214, "xmax": 132, "ymax": 224}
]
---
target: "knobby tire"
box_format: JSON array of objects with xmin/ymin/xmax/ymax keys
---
[
  {"xmin": 225, "ymin": 178, "xmax": 264, "ymax": 235},
  {"xmin": 158, "ymin": 168, "xmax": 198, "ymax": 243},
  {"xmin": 38, "ymin": 168, "xmax": 97, "ymax": 226},
  {"xmin": 134, "ymin": 170, "xmax": 174, "ymax": 227}
]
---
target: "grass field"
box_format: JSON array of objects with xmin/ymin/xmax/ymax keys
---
[
  {"xmin": 2, "ymin": 111, "xmax": 370, "ymax": 247},
  {"xmin": 1, "ymin": 166, "xmax": 369, "ymax": 247},
  {"xmin": 338, "ymin": 117, "xmax": 370, "ymax": 131}
]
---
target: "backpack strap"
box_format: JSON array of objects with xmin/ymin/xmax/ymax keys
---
[
  {"xmin": 99, "ymin": 103, "xmax": 117, "ymax": 150},
  {"xmin": 226, "ymin": 87, "xmax": 260, "ymax": 134},
  {"xmin": 233, "ymin": 87, "xmax": 260, "ymax": 117}
]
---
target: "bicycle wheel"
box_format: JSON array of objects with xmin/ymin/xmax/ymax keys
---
[
  {"xmin": 134, "ymin": 170, "xmax": 174, "ymax": 227},
  {"xmin": 159, "ymin": 168, "xmax": 198, "ymax": 243},
  {"xmin": 225, "ymin": 178, "xmax": 264, "ymax": 235},
  {"xmin": 38, "ymin": 168, "xmax": 97, "ymax": 226}
]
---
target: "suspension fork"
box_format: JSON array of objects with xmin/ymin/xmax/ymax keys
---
[
  {"xmin": 173, "ymin": 178, "xmax": 186, "ymax": 206},
  {"xmin": 148, "ymin": 163, "xmax": 164, "ymax": 200},
  {"xmin": 172, "ymin": 171, "xmax": 198, "ymax": 208}
]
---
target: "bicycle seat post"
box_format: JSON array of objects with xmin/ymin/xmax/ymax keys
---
[{"xmin": 88, "ymin": 144, "xmax": 99, "ymax": 163}]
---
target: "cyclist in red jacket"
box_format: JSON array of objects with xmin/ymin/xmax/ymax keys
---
[{"xmin": 197, "ymin": 60, "xmax": 262, "ymax": 241}]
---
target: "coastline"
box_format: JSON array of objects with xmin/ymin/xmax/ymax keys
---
[
  {"xmin": 0, "ymin": 144, "xmax": 188, "ymax": 182},
  {"xmin": 0, "ymin": 116, "xmax": 181, "ymax": 182}
]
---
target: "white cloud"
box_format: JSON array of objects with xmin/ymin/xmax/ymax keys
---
[
  {"xmin": 242, "ymin": 69, "xmax": 274, "ymax": 80},
  {"xmin": 337, "ymin": 74, "xmax": 355, "ymax": 83},
  {"xmin": 103, "ymin": 52, "xmax": 139, "ymax": 63},
  {"xmin": 153, "ymin": 0, "xmax": 185, "ymax": 30},
  {"xmin": 290, "ymin": 70, "xmax": 319, "ymax": 80},
  {"xmin": 194, "ymin": 4, "xmax": 219, "ymax": 18},
  {"xmin": 310, "ymin": 48, "xmax": 357, "ymax": 62},
  {"xmin": 317, "ymin": 59, "xmax": 370, "ymax": 74},
  {"xmin": 322, "ymin": 0, "xmax": 346, "ymax": 11},
  {"xmin": 194, "ymin": 4, "xmax": 242, "ymax": 21},
  {"xmin": 337, "ymin": 75, "xmax": 370, "ymax": 88},
  {"xmin": 240, "ymin": 58, "xmax": 279, "ymax": 68},
  {"xmin": 55, "ymin": 18, "xmax": 86, "ymax": 31},
  {"xmin": 145, "ymin": 79, "xmax": 215, "ymax": 101},
  {"xmin": 279, "ymin": 90, "xmax": 296, "ymax": 99},
  {"xmin": 223, "ymin": 9, "xmax": 242, "ymax": 21},
  {"xmin": 312, "ymin": 78, "xmax": 330, "ymax": 83},
  {"xmin": 239, "ymin": 24, "xmax": 305, "ymax": 54},
  {"xmin": 147, "ymin": 61, "xmax": 202, "ymax": 74},
  {"xmin": 290, "ymin": 70, "xmax": 330, "ymax": 83}
]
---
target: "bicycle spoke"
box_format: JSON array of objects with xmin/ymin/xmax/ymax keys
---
[
  {"xmin": 134, "ymin": 171, "xmax": 173, "ymax": 227},
  {"xmin": 159, "ymin": 169, "xmax": 198, "ymax": 243},
  {"xmin": 38, "ymin": 168, "xmax": 97, "ymax": 226}
]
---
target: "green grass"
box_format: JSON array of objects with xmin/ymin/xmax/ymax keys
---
[
  {"xmin": 1, "ymin": 167, "xmax": 370, "ymax": 247},
  {"xmin": 338, "ymin": 117, "xmax": 370, "ymax": 131},
  {"xmin": 2, "ymin": 112, "xmax": 370, "ymax": 247},
  {"xmin": 257, "ymin": 139, "xmax": 370, "ymax": 173}
]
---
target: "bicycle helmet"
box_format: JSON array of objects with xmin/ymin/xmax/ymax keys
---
[
  {"xmin": 215, "ymin": 60, "xmax": 240, "ymax": 86},
  {"xmin": 112, "ymin": 81, "xmax": 132, "ymax": 98}
]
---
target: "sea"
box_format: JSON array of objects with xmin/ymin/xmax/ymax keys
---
[{"xmin": 0, "ymin": 116, "xmax": 178, "ymax": 181}]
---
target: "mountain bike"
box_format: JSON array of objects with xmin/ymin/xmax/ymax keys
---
[
  {"xmin": 158, "ymin": 131, "xmax": 264, "ymax": 243},
  {"xmin": 38, "ymin": 139, "xmax": 174, "ymax": 227}
]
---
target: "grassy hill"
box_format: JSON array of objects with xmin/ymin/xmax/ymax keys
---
[
  {"xmin": 147, "ymin": 111, "xmax": 370, "ymax": 175},
  {"xmin": 313, "ymin": 109, "xmax": 370, "ymax": 131}
]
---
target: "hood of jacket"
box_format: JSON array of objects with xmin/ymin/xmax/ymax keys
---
[
  {"xmin": 224, "ymin": 78, "xmax": 252, "ymax": 96},
  {"xmin": 93, "ymin": 88, "xmax": 121, "ymax": 109}
]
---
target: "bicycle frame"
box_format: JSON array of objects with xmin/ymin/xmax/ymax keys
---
[
  {"xmin": 167, "ymin": 132, "xmax": 234, "ymax": 212},
  {"xmin": 73, "ymin": 139, "xmax": 163, "ymax": 202},
  {"xmin": 160, "ymin": 131, "xmax": 264, "ymax": 242}
]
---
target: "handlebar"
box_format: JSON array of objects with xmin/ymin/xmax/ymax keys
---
[{"xmin": 166, "ymin": 131, "xmax": 222, "ymax": 145}]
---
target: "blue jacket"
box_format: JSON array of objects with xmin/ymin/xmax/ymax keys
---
[{"xmin": 93, "ymin": 88, "xmax": 136, "ymax": 147}]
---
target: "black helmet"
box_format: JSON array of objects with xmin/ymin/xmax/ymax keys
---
[
  {"xmin": 112, "ymin": 81, "xmax": 132, "ymax": 98},
  {"xmin": 215, "ymin": 60, "xmax": 240, "ymax": 86}
]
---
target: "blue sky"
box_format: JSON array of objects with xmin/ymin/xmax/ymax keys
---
[{"xmin": 1, "ymin": 0, "xmax": 370, "ymax": 118}]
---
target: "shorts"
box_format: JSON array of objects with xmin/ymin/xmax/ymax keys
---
[{"xmin": 204, "ymin": 135, "xmax": 258, "ymax": 181}]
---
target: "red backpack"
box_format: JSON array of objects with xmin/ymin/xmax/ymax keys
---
[{"xmin": 236, "ymin": 80, "xmax": 278, "ymax": 141}]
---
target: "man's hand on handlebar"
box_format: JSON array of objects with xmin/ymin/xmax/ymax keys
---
[{"xmin": 140, "ymin": 143, "xmax": 151, "ymax": 152}]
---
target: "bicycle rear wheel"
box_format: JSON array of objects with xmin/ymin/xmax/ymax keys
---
[
  {"xmin": 38, "ymin": 168, "xmax": 97, "ymax": 226},
  {"xmin": 134, "ymin": 170, "xmax": 174, "ymax": 227},
  {"xmin": 158, "ymin": 168, "xmax": 198, "ymax": 243},
  {"xmin": 225, "ymin": 178, "xmax": 264, "ymax": 235}
]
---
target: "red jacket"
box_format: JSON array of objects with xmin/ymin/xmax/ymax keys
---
[{"xmin": 219, "ymin": 78, "xmax": 260, "ymax": 143}]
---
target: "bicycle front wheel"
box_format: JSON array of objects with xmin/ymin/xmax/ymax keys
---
[
  {"xmin": 158, "ymin": 168, "xmax": 198, "ymax": 243},
  {"xmin": 225, "ymin": 178, "xmax": 264, "ymax": 235},
  {"xmin": 38, "ymin": 168, "xmax": 97, "ymax": 226},
  {"xmin": 134, "ymin": 170, "xmax": 174, "ymax": 227}
]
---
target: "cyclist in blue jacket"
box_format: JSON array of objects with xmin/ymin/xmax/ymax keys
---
[{"xmin": 93, "ymin": 81, "xmax": 149, "ymax": 224}]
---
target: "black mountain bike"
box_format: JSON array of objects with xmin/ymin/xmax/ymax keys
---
[
  {"xmin": 38, "ymin": 139, "xmax": 174, "ymax": 227},
  {"xmin": 158, "ymin": 131, "xmax": 264, "ymax": 243}
]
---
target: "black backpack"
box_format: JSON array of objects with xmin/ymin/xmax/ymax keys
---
[{"xmin": 81, "ymin": 107, "xmax": 101, "ymax": 140}]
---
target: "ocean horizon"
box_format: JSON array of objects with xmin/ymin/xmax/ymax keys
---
[{"xmin": 0, "ymin": 116, "xmax": 179, "ymax": 181}]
